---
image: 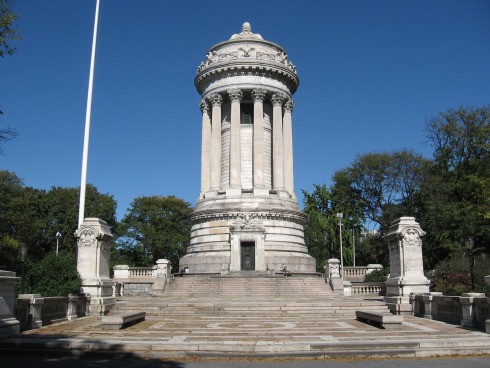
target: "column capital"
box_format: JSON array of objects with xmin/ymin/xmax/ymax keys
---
[
  {"xmin": 227, "ymin": 89, "xmax": 243, "ymax": 102},
  {"xmin": 284, "ymin": 98, "xmax": 294, "ymax": 113},
  {"xmin": 271, "ymin": 93, "xmax": 286, "ymax": 106},
  {"xmin": 200, "ymin": 99, "xmax": 210, "ymax": 113},
  {"xmin": 252, "ymin": 89, "xmax": 267, "ymax": 102},
  {"xmin": 208, "ymin": 93, "xmax": 223, "ymax": 107}
]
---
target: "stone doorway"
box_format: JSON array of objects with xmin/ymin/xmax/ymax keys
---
[{"xmin": 240, "ymin": 242, "xmax": 255, "ymax": 271}]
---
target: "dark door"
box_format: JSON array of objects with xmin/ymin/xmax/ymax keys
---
[{"xmin": 241, "ymin": 242, "xmax": 255, "ymax": 271}]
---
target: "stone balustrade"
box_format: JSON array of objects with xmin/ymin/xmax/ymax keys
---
[
  {"xmin": 410, "ymin": 292, "xmax": 488, "ymax": 332},
  {"xmin": 113, "ymin": 259, "xmax": 171, "ymax": 296},
  {"xmin": 14, "ymin": 294, "xmax": 90, "ymax": 332},
  {"xmin": 343, "ymin": 264, "xmax": 383, "ymax": 282},
  {"xmin": 351, "ymin": 282, "xmax": 386, "ymax": 296}
]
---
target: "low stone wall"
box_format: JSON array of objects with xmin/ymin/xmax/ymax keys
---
[
  {"xmin": 410, "ymin": 292, "xmax": 488, "ymax": 331},
  {"xmin": 14, "ymin": 294, "xmax": 90, "ymax": 332}
]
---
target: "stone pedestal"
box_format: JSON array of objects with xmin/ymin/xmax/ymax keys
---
[
  {"xmin": 485, "ymin": 275, "xmax": 490, "ymax": 333},
  {"xmin": 152, "ymin": 259, "xmax": 170, "ymax": 296},
  {"xmin": 460, "ymin": 292, "xmax": 486, "ymax": 328},
  {"xmin": 384, "ymin": 217, "xmax": 430, "ymax": 315},
  {"xmin": 326, "ymin": 258, "xmax": 343, "ymax": 294},
  {"xmin": 75, "ymin": 218, "xmax": 115, "ymax": 315},
  {"xmin": 0, "ymin": 270, "xmax": 21, "ymax": 337},
  {"xmin": 18, "ymin": 294, "xmax": 44, "ymax": 329}
]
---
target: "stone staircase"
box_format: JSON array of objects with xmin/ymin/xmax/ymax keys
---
[
  {"xmin": 110, "ymin": 274, "xmax": 390, "ymax": 318},
  {"xmin": 165, "ymin": 275, "xmax": 334, "ymax": 298}
]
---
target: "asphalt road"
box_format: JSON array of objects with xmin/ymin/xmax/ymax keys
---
[{"xmin": 0, "ymin": 355, "xmax": 489, "ymax": 368}]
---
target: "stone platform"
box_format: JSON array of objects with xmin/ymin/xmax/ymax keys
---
[{"xmin": 1, "ymin": 276, "xmax": 489, "ymax": 359}]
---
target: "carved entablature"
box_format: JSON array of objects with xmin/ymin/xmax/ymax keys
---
[
  {"xmin": 230, "ymin": 213, "xmax": 264, "ymax": 233},
  {"xmin": 197, "ymin": 48, "xmax": 297, "ymax": 74}
]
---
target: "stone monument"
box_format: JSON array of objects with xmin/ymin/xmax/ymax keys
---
[
  {"xmin": 75, "ymin": 218, "xmax": 115, "ymax": 315},
  {"xmin": 179, "ymin": 23, "xmax": 315, "ymax": 274},
  {"xmin": 384, "ymin": 217, "xmax": 430, "ymax": 314}
]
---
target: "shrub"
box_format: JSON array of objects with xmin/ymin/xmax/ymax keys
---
[
  {"xmin": 18, "ymin": 251, "xmax": 82, "ymax": 297},
  {"xmin": 364, "ymin": 268, "xmax": 389, "ymax": 282},
  {"xmin": 432, "ymin": 253, "xmax": 490, "ymax": 295}
]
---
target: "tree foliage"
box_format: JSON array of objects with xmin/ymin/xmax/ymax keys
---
[
  {"xmin": 0, "ymin": 0, "xmax": 20, "ymax": 152},
  {"xmin": 304, "ymin": 105, "xmax": 489, "ymax": 277},
  {"xmin": 303, "ymin": 184, "xmax": 359, "ymax": 271},
  {"xmin": 117, "ymin": 195, "xmax": 192, "ymax": 270},
  {"xmin": 0, "ymin": 170, "xmax": 117, "ymax": 272},
  {"xmin": 416, "ymin": 106, "xmax": 490, "ymax": 267},
  {"xmin": 333, "ymin": 150, "xmax": 428, "ymax": 232},
  {"xmin": 19, "ymin": 251, "xmax": 82, "ymax": 297}
]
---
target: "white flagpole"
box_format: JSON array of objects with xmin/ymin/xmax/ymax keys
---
[{"xmin": 78, "ymin": 0, "xmax": 101, "ymax": 228}]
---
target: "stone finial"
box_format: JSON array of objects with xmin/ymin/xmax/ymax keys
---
[
  {"xmin": 230, "ymin": 22, "xmax": 263, "ymax": 40},
  {"xmin": 242, "ymin": 22, "xmax": 252, "ymax": 33}
]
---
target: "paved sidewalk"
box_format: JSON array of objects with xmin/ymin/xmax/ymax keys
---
[{"xmin": 1, "ymin": 295, "xmax": 489, "ymax": 359}]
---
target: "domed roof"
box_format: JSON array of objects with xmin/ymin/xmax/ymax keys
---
[{"xmin": 195, "ymin": 23, "xmax": 299, "ymax": 95}]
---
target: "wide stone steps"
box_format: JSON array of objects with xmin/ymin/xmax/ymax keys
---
[
  {"xmin": 110, "ymin": 275, "xmax": 389, "ymax": 318},
  {"xmin": 110, "ymin": 301, "xmax": 389, "ymax": 317},
  {"xmin": 164, "ymin": 276, "xmax": 334, "ymax": 298}
]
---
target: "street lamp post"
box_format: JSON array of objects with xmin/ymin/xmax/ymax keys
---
[
  {"xmin": 56, "ymin": 231, "xmax": 62, "ymax": 256},
  {"xmin": 465, "ymin": 237, "xmax": 475, "ymax": 291},
  {"xmin": 20, "ymin": 243, "xmax": 28, "ymax": 284},
  {"xmin": 336, "ymin": 213, "xmax": 344, "ymax": 283},
  {"xmin": 352, "ymin": 226, "xmax": 356, "ymax": 267}
]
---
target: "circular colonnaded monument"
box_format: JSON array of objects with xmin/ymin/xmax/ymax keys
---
[{"xmin": 179, "ymin": 23, "xmax": 316, "ymax": 274}]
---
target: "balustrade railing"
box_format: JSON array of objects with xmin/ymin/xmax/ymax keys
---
[
  {"xmin": 410, "ymin": 292, "xmax": 488, "ymax": 331},
  {"xmin": 14, "ymin": 294, "xmax": 90, "ymax": 331},
  {"xmin": 351, "ymin": 282, "xmax": 385, "ymax": 295},
  {"xmin": 128, "ymin": 267, "xmax": 154, "ymax": 277}
]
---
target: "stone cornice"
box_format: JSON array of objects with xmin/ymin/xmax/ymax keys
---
[{"xmin": 195, "ymin": 60, "xmax": 299, "ymax": 95}]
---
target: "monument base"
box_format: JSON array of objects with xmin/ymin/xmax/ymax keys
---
[
  {"xmin": 0, "ymin": 297, "xmax": 20, "ymax": 337},
  {"xmin": 82, "ymin": 279, "xmax": 115, "ymax": 316},
  {"xmin": 384, "ymin": 295, "xmax": 413, "ymax": 315}
]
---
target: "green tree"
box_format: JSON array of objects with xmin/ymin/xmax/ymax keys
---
[
  {"xmin": 334, "ymin": 150, "xmax": 428, "ymax": 232},
  {"xmin": 0, "ymin": 171, "xmax": 43, "ymax": 269},
  {"xmin": 0, "ymin": 171, "xmax": 117, "ymax": 270},
  {"xmin": 19, "ymin": 251, "xmax": 82, "ymax": 297},
  {"xmin": 0, "ymin": 0, "xmax": 20, "ymax": 152},
  {"xmin": 417, "ymin": 106, "xmax": 490, "ymax": 268},
  {"xmin": 117, "ymin": 195, "xmax": 192, "ymax": 270},
  {"xmin": 303, "ymin": 184, "xmax": 360, "ymax": 271},
  {"xmin": 41, "ymin": 184, "xmax": 117, "ymax": 256}
]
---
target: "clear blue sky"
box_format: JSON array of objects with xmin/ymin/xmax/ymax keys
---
[{"xmin": 2, "ymin": 0, "xmax": 489, "ymax": 220}]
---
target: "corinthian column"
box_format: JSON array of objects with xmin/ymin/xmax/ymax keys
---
[
  {"xmin": 252, "ymin": 89, "xmax": 266, "ymax": 189},
  {"xmin": 209, "ymin": 93, "xmax": 223, "ymax": 191},
  {"xmin": 271, "ymin": 93, "xmax": 285, "ymax": 191},
  {"xmin": 283, "ymin": 98, "xmax": 294, "ymax": 193},
  {"xmin": 200, "ymin": 99, "xmax": 211, "ymax": 195},
  {"xmin": 228, "ymin": 89, "xmax": 243, "ymax": 189}
]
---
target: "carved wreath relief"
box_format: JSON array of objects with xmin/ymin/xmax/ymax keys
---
[
  {"xmin": 78, "ymin": 228, "xmax": 97, "ymax": 247},
  {"xmin": 404, "ymin": 228, "xmax": 421, "ymax": 246}
]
